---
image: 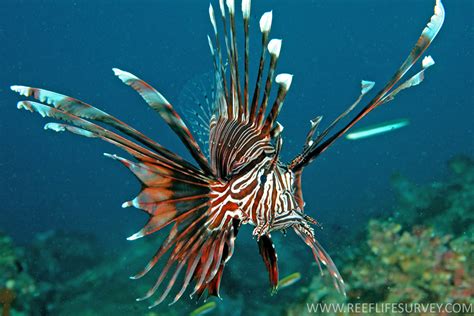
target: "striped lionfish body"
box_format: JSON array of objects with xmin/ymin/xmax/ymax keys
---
[{"xmin": 12, "ymin": 0, "xmax": 445, "ymax": 308}]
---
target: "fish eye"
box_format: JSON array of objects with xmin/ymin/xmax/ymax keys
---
[{"xmin": 260, "ymin": 174, "xmax": 267, "ymax": 185}]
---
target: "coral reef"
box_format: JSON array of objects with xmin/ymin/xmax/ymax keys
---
[
  {"xmin": 391, "ymin": 155, "xmax": 474, "ymax": 234},
  {"xmin": 0, "ymin": 232, "xmax": 37, "ymax": 315},
  {"xmin": 347, "ymin": 220, "xmax": 473, "ymax": 304},
  {"xmin": 28, "ymin": 230, "xmax": 104, "ymax": 284},
  {"xmin": 285, "ymin": 155, "xmax": 474, "ymax": 315},
  {"xmin": 26, "ymin": 230, "xmax": 108, "ymax": 314},
  {"xmin": 2, "ymin": 155, "xmax": 472, "ymax": 315}
]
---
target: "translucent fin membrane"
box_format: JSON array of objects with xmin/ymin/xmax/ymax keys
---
[
  {"xmin": 177, "ymin": 72, "xmax": 216, "ymax": 158},
  {"xmin": 11, "ymin": 68, "xmax": 241, "ymax": 307},
  {"xmin": 112, "ymin": 69, "xmax": 213, "ymax": 175}
]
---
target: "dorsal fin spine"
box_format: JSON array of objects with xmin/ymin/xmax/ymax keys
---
[
  {"xmin": 242, "ymin": 0, "xmax": 251, "ymax": 121},
  {"xmin": 227, "ymin": 0, "xmax": 243, "ymax": 120},
  {"xmin": 249, "ymin": 11, "xmax": 272, "ymax": 124},
  {"xmin": 256, "ymin": 39, "xmax": 282, "ymax": 126},
  {"xmin": 217, "ymin": 0, "xmax": 234, "ymax": 120},
  {"xmin": 209, "ymin": 4, "xmax": 230, "ymax": 109},
  {"xmin": 262, "ymin": 73, "xmax": 293, "ymax": 134}
]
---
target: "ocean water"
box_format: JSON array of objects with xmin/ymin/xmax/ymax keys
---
[{"xmin": 1, "ymin": 0, "xmax": 473, "ymax": 315}]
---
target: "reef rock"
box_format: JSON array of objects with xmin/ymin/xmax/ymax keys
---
[
  {"xmin": 0, "ymin": 232, "xmax": 37, "ymax": 315},
  {"xmin": 285, "ymin": 155, "xmax": 474, "ymax": 315},
  {"xmin": 391, "ymin": 155, "xmax": 474, "ymax": 234}
]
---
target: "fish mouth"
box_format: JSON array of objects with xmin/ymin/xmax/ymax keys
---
[{"xmin": 270, "ymin": 208, "xmax": 314, "ymax": 232}]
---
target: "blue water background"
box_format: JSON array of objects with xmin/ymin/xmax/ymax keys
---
[{"xmin": 0, "ymin": 0, "xmax": 472, "ymax": 309}]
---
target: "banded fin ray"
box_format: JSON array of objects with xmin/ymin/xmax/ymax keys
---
[
  {"xmin": 12, "ymin": 87, "xmax": 240, "ymax": 306},
  {"xmin": 293, "ymin": 225, "xmax": 346, "ymax": 295},
  {"xmin": 207, "ymin": 0, "xmax": 296, "ymax": 180},
  {"xmin": 249, "ymin": 11, "xmax": 272, "ymax": 121},
  {"xmin": 10, "ymin": 85, "xmax": 202, "ymax": 176},
  {"xmin": 112, "ymin": 68, "xmax": 214, "ymax": 176},
  {"xmin": 291, "ymin": 0, "xmax": 445, "ymax": 170},
  {"xmin": 11, "ymin": 0, "xmax": 446, "ymax": 307},
  {"xmin": 14, "ymin": 100, "xmax": 209, "ymax": 185},
  {"xmin": 262, "ymin": 74, "xmax": 293, "ymax": 134},
  {"xmin": 208, "ymin": 0, "xmax": 292, "ymax": 129}
]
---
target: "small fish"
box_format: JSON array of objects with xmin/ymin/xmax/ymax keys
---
[
  {"xmin": 11, "ymin": 0, "xmax": 445, "ymax": 308},
  {"xmin": 345, "ymin": 118, "xmax": 410, "ymax": 140},
  {"xmin": 278, "ymin": 272, "xmax": 302, "ymax": 290},
  {"xmin": 189, "ymin": 301, "xmax": 217, "ymax": 316}
]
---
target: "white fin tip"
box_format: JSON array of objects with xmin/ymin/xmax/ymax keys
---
[
  {"xmin": 11, "ymin": 85, "xmax": 29, "ymax": 96},
  {"xmin": 121, "ymin": 201, "xmax": 132, "ymax": 208},
  {"xmin": 310, "ymin": 116, "xmax": 323, "ymax": 126},
  {"xmin": 44, "ymin": 123, "xmax": 65, "ymax": 132},
  {"xmin": 137, "ymin": 295, "xmax": 149, "ymax": 302},
  {"xmin": 226, "ymin": 0, "xmax": 234, "ymax": 14},
  {"xmin": 126, "ymin": 232, "xmax": 142, "ymax": 241},
  {"xmin": 275, "ymin": 121, "xmax": 284, "ymax": 132},
  {"xmin": 16, "ymin": 101, "xmax": 27, "ymax": 110},
  {"xmin": 260, "ymin": 11, "xmax": 272, "ymax": 33},
  {"xmin": 275, "ymin": 73, "xmax": 293, "ymax": 90},
  {"xmin": 435, "ymin": 0, "xmax": 444, "ymax": 16},
  {"xmin": 361, "ymin": 80, "xmax": 375, "ymax": 95},
  {"xmin": 219, "ymin": 0, "xmax": 225, "ymax": 16},
  {"xmin": 268, "ymin": 39, "xmax": 282, "ymax": 57},
  {"xmin": 242, "ymin": 0, "xmax": 251, "ymax": 18},
  {"xmin": 422, "ymin": 55, "xmax": 435, "ymax": 69},
  {"xmin": 103, "ymin": 153, "xmax": 118, "ymax": 160},
  {"xmin": 112, "ymin": 68, "xmax": 137, "ymax": 82},
  {"xmin": 209, "ymin": 4, "xmax": 217, "ymax": 33}
]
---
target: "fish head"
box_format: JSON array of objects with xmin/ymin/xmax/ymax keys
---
[{"xmin": 259, "ymin": 164, "xmax": 309, "ymax": 232}]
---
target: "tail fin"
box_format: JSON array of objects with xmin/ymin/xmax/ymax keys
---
[
  {"xmin": 290, "ymin": 0, "xmax": 445, "ymax": 171},
  {"xmin": 11, "ymin": 73, "xmax": 240, "ymax": 306}
]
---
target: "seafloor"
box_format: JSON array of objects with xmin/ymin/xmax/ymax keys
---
[{"xmin": 1, "ymin": 155, "xmax": 473, "ymax": 316}]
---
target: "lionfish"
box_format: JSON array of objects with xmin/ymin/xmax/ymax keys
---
[{"xmin": 12, "ymin": 0, "xmax": 444, "ymax": 308}]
